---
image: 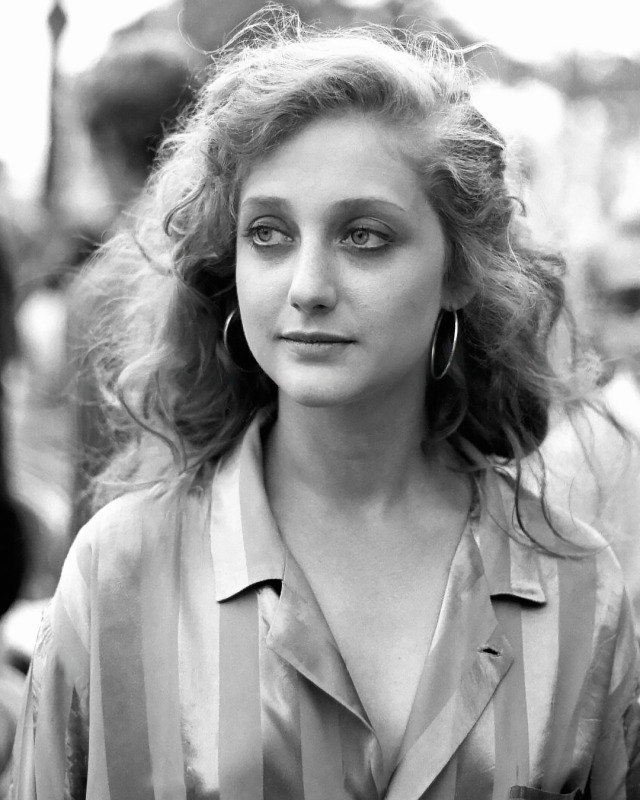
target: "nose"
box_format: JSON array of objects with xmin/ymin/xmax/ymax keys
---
[{"xmin": 287, "ymin": 241, "xmax": 337, "ymax": 313}]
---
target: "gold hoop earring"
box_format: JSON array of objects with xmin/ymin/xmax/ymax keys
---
[{"xmin": 430, "ymin": 308, "xmax": 459, "ymax": 380}]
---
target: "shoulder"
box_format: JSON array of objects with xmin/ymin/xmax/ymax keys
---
[
  {"xmin": 493, "ymin": 469, "xmax": 608, "ymax": 548},
  {"xmin": 490, "ymin": 475, "xmax": 636, "ymax": 682},
  {"xmin": 540, "ymin": 400, "xmax": 638, "ymax": 487},
  {"xmin": 510, "ymin": 478, "xmax": 609, "ymax": 550},
  {"xmin": 495, "ymin": 473, "xmax": 625, "ymax": 602},
  {"xmin": 59, "ymin": 482, "xmax": 212, "ymax": 612},
  {"xmin": 75, "ymin": 481, "xmax": 211, "ymax": 556}
]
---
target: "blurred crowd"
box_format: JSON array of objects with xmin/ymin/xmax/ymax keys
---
[{"xmin": 0, "ymin": 0, "xmax": 639, "ymax": 790}]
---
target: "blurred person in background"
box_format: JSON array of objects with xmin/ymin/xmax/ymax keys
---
[
  {"xmin": 0, "ymin": 209, "xmax": 65, "ymax": 605},
  {"xmin": 0, "ymin": 531, "xmax": 26, "ymax": 799},
  {"xmin": 5, "ymin": 221, "xmax": 101, "ymax": 619},
  {"xmin": 0, "ymin": 184, "xmax": 76, "ymax": 689},
  {"xmin": 0, "ymin": 230, "xmax": 26, "ymax": 615},
  {"xmin": 10, "ymin": 12, "xmax": 640, "ymax": 797},
  {"xmin": 0, "ymin": 226, "xmax": 18, "ymax": 494},
  {"xmin": 0, "ymin": 230, "xmax": 29, "ymax": 796},
  {"xmin": 0, "ymin": 501, "xmax": 26, "ymax": 797},
  {"xmin": 585, "ymin": 222, "xmax": 640, "ymax": 410},
  {"xmin": 537, "ymin": 219, "xmax": 640, "ymax": 637},
  {"xmin": 67, "ymin": 33, "xmax": 197, "ymax": 534},
  {"xmin": 0, "ymin": 35, "xmax": 198, "ymax": 684},
  {"xmin": 78, "ymin": 34, "xmax": 198, "ymax": 217}
]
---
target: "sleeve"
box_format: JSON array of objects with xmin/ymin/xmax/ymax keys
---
[
  {"xmin": 0, "ymin": 664, "xmax": 25, "ymax": 795},
  {"xmin": 10, "ymin": 537, "xmax": 92, "ymax": 800},
  {"xmin": 588, "ymin": 592, "xmax": 640, "ymax": 800}
]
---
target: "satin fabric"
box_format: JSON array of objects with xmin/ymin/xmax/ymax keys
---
[
  {"xmin": 10, "ymin": 415, "xmax": 640, "ymax": 799},
  {"xmin": 536, "ymin": 370, "xmax": 640, "ymax": 641}
]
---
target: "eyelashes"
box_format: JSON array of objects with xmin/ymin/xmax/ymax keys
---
[
  {"xmin": 342, "ymin": 227, "xmax": 391, "ymax": 250},
  {"xmin": 246, "ymin": 224, "xmax": 292, "ymax": 247},
  {"xmin": 241, "ymin": 222, "xmax": 393, "ymax": 252}
]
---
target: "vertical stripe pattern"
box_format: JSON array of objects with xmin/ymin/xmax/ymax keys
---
[
  {"xmin": 139, "ymin": 500, "xmax": 187, "ymax": 799},
  {"xmin": 492, "ymin": 597, "xmax": 530, "ymax": 795},
  {"xmin": 33, "ymin": 656, "xmax": 72, "ymax": 800},
  {"xmin": 97, "ymin": 525, "xmax": 154, "ymax": 799},
  {"xmin": 218, "ymin": 591, "xmax": 263, "ymax": 800},
  {"xmin": 178, "ymin": 495, "xmax": 221, "ymax": 797},
  {"xmin": 541, "ymin": 554, "xmax": 598, "ymax": 791},
  {"xmin": 9, "ymin": 420, "xmax": 640, "ymax": 799},
  {"xmin": 299, "ymin": 689, "xmax": 345, "ymax": 799}
]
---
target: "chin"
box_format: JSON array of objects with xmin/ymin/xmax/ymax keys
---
[
  {"xmin": 277, "ymin": 377, "xmax": 362, "ymax": 409},
  {"xmin": 261, "ymin": 361, "xmax": 357, "ymax": 407},
  {"xmin": 283, "ymin": 388, "xmax": 354, "ymax": 408}
]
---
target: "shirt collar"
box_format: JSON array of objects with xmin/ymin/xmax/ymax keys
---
[
  {"xmin": 474, "ymin": 467, "xmax": 548, "ymax": 605},
  {"xmin": 210, "ymin": 416, "xmax": 548, "ymax": 606},
  {"xmin": 210, "ymin": 413, "xmax": 285, "ymax": 602}
]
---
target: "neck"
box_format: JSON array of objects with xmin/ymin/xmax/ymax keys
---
[{"xmin": 266, "ymin": 389, "xmax": 437, "ymax": 509}]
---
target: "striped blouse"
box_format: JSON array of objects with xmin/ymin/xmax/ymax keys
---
[{"xmin": 10, "ymin": 415, "xmax": 640, "ymax": 799}]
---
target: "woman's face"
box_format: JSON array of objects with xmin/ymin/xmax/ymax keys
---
[{"xmin": 235, "ymin": 114, "xmax": 451, "ymax": 410}]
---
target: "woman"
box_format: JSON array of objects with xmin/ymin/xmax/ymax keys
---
[{"xmin": 11, "ymin": 12, "xmax": 640, "ymax": 799}]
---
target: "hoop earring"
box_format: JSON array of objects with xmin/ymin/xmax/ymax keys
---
[
  {"xmin": 430, "ymin": 308, "xmax": 459, "ymax": 380},
  {"xmin": 222, "ymin": 308, "xmax": 256, "ymax": 373},
  {"xmin": 222, "ymin": 308, "xmax": 237, "ymax": 355}
]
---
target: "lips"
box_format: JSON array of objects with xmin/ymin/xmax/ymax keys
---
[{"xmin": 281, "ymin": 332, "xmax": 353, "ymax": 344}]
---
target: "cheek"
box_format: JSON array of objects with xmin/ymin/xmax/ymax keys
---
[
  {"xmin": 236, "ymin": 254, "xmax": 263, "ymax": 312},
  {"xmin": 386, "ymin": 274, "xmax": 444, "ymax": 334},
  {"xmin": 236, "ymin": 269, "xmax": 281, "ymax": 358},
  {"xmin": 365, "ymin": 288, "xmax": 441, "ymax": 361},
  {"xmin": 235, "ymin": 266, "xmax": 260, "ymax": 342},
  {"xmin": 237, "ymin": 289, "xmax": 264, "ymax": 340}
]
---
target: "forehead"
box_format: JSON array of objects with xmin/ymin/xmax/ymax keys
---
[{"xmin": 238, "ymin": 114, "xmax": 428, "ymax": 209}]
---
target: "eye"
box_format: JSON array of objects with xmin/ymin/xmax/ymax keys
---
[
  {"xmin": 343, "ymin": 226, "xmax": 390, "ymax": 250},
  {"xmin": 247, "ymin": 224, "xmax": 292, "ymax": 247}
]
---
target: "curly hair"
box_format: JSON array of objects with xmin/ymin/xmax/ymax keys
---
[{"xmin": 84, "ymin": 9, "xmax": 595, "ymax": 521}]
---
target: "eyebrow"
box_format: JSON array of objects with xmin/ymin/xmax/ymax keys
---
[{"xmin": 238, "ymin": 195, "xmax": 410, "ymax": 216}]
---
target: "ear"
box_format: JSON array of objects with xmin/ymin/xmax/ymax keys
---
[{"xmin": 442, "ymin": 277, "xmax": 476, "ymax": 311}]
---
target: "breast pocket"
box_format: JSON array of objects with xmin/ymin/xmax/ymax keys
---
[{"xmin": 509, "ymin": 787, "xmax": 582, "ymax": 799}]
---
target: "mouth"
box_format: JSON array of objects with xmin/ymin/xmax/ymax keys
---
[{"xmin": 281, "ymin": 332, "xmax": 353, "ymax": 344}]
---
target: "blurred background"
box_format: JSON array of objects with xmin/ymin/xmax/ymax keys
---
[
  {"xmin": 3, "ymin": 0, "xmax": 640, "ymax": 234},
  {"xmin": 0, "ymin": 2, "xmax": 639, "ymax": 777},
  {"xmin": 0, "ymin": 0, "xmax": 638, "ymax": 578}
]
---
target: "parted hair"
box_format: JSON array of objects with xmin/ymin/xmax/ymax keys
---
[{"xmin": 85, "ymin": 9, "xmax": 592, "ymax": 511}]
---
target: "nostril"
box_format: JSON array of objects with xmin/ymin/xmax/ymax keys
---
[{"xmin": 479, "ymin": 645, "xmax": 501, "ymax": 657}]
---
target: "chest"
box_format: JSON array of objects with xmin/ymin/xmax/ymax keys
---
[
  {"xmin": 280, "ymin": 523, "xmax": 463, "ymax": 779},
  {"xmin": 90, "ymin": 562, "xmax": 606, "ymax": 800},
  {"xmin": 320, "ymin": 578, "xmax": 445, "ymax": 780}
]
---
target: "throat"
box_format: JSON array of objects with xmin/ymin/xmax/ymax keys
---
[{"xmin": 268, "ymin": 397, "xmax": 432, "ymax": 502}]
